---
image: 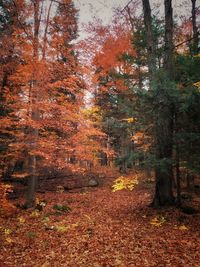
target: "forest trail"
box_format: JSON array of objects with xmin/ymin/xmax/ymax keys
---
[
  {"xmin": 1, "ymin": 174, "xmax": 200, "ymax": 267},
  {"xmin": 1, "ymin": 0, "xmax": 200, "ymax": 266}
]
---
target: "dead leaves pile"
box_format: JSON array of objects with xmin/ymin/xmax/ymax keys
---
[{"xmin": 0, "ymin": 179, "xmax": 200, "ymax": 266}]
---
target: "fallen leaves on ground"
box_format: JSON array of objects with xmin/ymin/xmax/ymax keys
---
[{"xmin": 0, "ymin": 175, "xmax": 200, "ymax": 267}]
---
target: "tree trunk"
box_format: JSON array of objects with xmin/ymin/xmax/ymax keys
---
[
  {"xmin": 186, "ymin": 171, "xmax": 194, "ymax": 191},
  {"xmin": 153, "ymin": 104, "xmax": 174, "ymax": 206},
  {"xmin": 164, "ymin": 0, "xmax": 174, "ymax": 78},
  {"xmin": 100, "ymin": 152, "xmax": 108, "ymax": 166},
  {"xmin": 174, "ymin": 112, "xmax": 181, "ymax": 205},
  {"xmin": 152, "ymin": 0, "xmax": 175, "ymax": 206},
  {"xmin": 142, "ymin": 0, "xmax": 175, "ymax": 206},
  {"xmin": 175, "ymin": 143, "xmax": 181, "ymax": 206},
  {"xmin": 142, "ymin": 0, "xmax": 156, "ymax": 81},
  {"xmin": 191, "ymin": 0, "xmax": 199, "ymax": 55},
  {"xmin": 26, "ymin": 0, "xmax": 40, "ymax": 208},
  {"xmin": 153, "ymin": 168, "xmax": 174, "ymax": 206}
]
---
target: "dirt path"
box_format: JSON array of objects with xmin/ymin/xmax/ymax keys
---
[{"xmin": 1, "ymin": 180, "xmax": 200, "ymax": 266}]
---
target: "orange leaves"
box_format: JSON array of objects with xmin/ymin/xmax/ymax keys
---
[
  {"xmin": 0, "ymin": 0, "xmax": 98, "ymax": 174},
  {"xmin": 132, "ymin": 131, "xmax": 144, "ymax": 144},
  {"xmin": 114, "ymin": 79, "xmax": 128, "ymax": 91},
  {"xmin": 0, "ymin": 183, "xmax": 16, "ymax": 217},
  {"xmin": 131, "ymin": 131, "xmax": 152, "ymax": 152},
  {"xmin": 93, "ymin": 31, "xmax": 135, "ymax": 72},
  {"xmin": 0, "ymin": 184, "xmax": 13, "ymax": 199},
  {"xmin": 194, "ymin": 81, "xmax": 200, "ymax": 91},
  {"xmin": 0, "ymin": 174, "xmax": 200, "ymax": 266},
  {"xmin": 85, "ymin": 22, "xmax": 137, "ymax": 96}
]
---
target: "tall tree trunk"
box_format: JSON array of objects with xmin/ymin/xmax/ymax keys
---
[
  {"xmin": 26, "ymin": 0, "xmax": 40, "ymax": 208},
  {"xmin": 174, "ymin": 112, "xmax": 181, "ymax": 205},
  {"xmin": 191, "ymin": 0, "xmax": 199, "ymax": 55},
  {"xmin": 164, "ymin": 0, "xmax": 175, "ymax": 198},
  {"xmin": 142, "ymin": 0, "xmax": 175, "ymax": 206},
  {"xmin": 142, "ymin": 0, "xmax": 156, "ymax": 81},
  {"xmin": 153, "ymin": 0, "xmax": 174, "ymax": 206},
  {"xmin": 175, "ymin": 142, "xmax": 181, "ymax": 206},
  {"xmin": 153, "ymin": 103, "xmax": 174, "ymax": 206},
  {"xmin": 164, "ymin": 0, "xmax": 174, "ymax": 78}
]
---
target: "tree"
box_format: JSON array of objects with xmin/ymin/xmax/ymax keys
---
[
  {"xmin": 0, "ymin": 0, "xmax": 25, "ymax": 180},
  {"xmin": 141, "ymin": 0, "xmax": 156, "ymax": 80},
  {"xmin": 0, "ymin": 0, "xmax": 104, "ymax": 207},
  {"xmin": 89, "ymin": 23, "xmax": 139, "ymax": 171},
  {"xmin": 191, "ymin": 0, "xmax": 199, "ymax": 55},
  {"xmin": 140, "ymin": 0, "xmax": 175, "ymax": 206}
]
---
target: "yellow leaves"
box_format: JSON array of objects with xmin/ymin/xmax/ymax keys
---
[
  {"xmin": 54, "ymin": 222, "xmax": 79, "ymax": 233},
  {"xmin": 150, "ymin": 216, "xmax": 166, "ymax": 227},
  {"xmin": 112, "ymin": 176, "xmax": 139, "ymax": 192},
  {"xmin": 122, "ymin": 117, "xmax": 136, "ymax": 123},
  {"xmin": 178, "ymin": 225, "xmax": 188, "ymax": 230},
  {"xmin": 2, "ymin": 228, "xmax": 14, "ymax": 244},
  {"xmin": 30, "ymin": 210, "xmax": 40, "ymax": 218},
  {"xmin": 127, "ymin": 117, "xmax": 135, "ymax": 123},
  {"xmin": 194, "ymin": 81, "xmax": 200, "ymax": 90},
  {"xmin": 55, "ymin": 225, "xmax": 69, "ymax": 233},
  {"xmin": 18, "ymin": 216, "xmax": 26, "ymax": 224},
  {"xmin": 150, "ymin": 217, "xmax": 189, "ymax": 230},
  {"xmin": 4, "ymin": 228, "xmax": 12, "ymax": 235},
  {"xmin": 175, "ymin": 224, "xmax": 189, "ymax": 231},
  {"xmin": 42, "ymin": 216, "xmax": 50, "ymax": 224},
  {"xmin": 5, "ymin": 237, "xmax": 14, "ymax": 244},
  {"xmin": 56, "ymin": 185, "xmax": 64, "ymax": 193},
  {"xmin": 83, "ymin": 106, "xmax": 103, "ymax": 124},
  {"xmin": 83, "ymin": 106, "xmax": 101, "ymax": 116}
]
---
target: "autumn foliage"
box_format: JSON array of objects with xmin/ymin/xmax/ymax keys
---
[
  {"xmin": 0, "ymin": 0, "xmax": 200, "ymax": 266},
  {"xmin": 0, "ymin": 0, "xmax": 107, "ymax": 207}
]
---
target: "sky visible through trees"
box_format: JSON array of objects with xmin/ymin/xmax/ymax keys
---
[
  {"xmin": 0, "ymin": 0, "xmax": 200, "ymax": 265},
  {"xmin": 75, "ymin": 0, "xmax": 200, "ymax": 32}
]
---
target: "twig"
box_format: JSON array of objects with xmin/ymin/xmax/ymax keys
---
[{"xmin": 175, "ymin": 33, "xmax": 199, "ymax": 48}]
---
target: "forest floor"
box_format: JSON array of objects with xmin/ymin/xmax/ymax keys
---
[{"xmin": 1, "ymin": 172, "xmax": 200, "ymax": 267}]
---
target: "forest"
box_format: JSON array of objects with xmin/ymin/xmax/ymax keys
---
[{"xmin": 0, "ymin": 0, "xmax": 200, "ymax": 266}]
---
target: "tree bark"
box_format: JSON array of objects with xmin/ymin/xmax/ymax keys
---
[
  {"xmin": 141, "ymin": 0, "xmax": 175, "ymax": 206},
  {"xmin": 26, "ymin": 0, "xmax": 41, "ymax": 208},
  {"xmin": 152, "ymin": 0, "xmax": 175, "ymax": 206},
  {"xmin": 142, "ymin": 0, "xmax": 156, "ymax": 80},
  {"xmin": 175, "ymin": 143, "xmax": 181, "ymax": 206},
  {"xmin": 153, "ymin": 102, "xmax": 174, "ymax": 206},
  {"xmin": 164, "ymin": 0, "xmax": 174, "ymax": 78},
  {"xmin": 191, "ymin": 0, "xmax": 199, "ymax": 55}
]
